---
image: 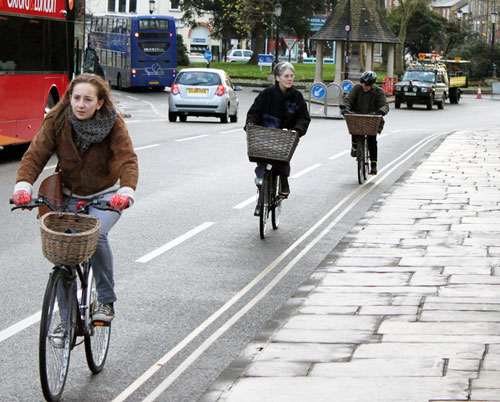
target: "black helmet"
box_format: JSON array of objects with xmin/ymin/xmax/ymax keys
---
[{"xmin": 360, "ymin": 71, "xmax": 377, "ymax": 86}]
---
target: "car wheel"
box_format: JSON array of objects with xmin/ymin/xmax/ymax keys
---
[
  {"xmin": 407, "ymin": 102, "xmax": 413, "ymax": 109},
  {"xmin": 220, "ymin": 106, "xmax": 229, "ymax": 123},
  {"xmin": 230, "ymin": 110, "xmax": 238, "ymax": 123},
  {"xmin": 179, "ymin": 115, "xmax": 187, "ymax": 122},
  {"xmin": 168, "ymin": 112, "xmax": 177, "ymax": 122},
  {"xmin": 395, "ymin": 97, "xmax": 401, "ymax": 109}
]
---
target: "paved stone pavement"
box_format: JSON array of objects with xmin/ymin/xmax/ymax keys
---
[{"xmin": 199, "ymin": 129, "xmax": 500, "ymax": 402}]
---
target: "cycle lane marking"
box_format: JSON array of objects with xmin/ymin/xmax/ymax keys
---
[
  {"xmin": 112, "ymin": 132, "xmax": 445, "ymax": 402},
  {"xmin": 135, "ymin": 222, "xmax": 215, "ymax": 263}
]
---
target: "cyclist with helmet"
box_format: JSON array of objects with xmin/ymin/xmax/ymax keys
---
[
  {"xmin": 341, "ymin": 71, "xmax": 389, "ymax": 175},
  {"xmin": 245, "ymin": 62, "xmax": 310, "ymax": 214}
]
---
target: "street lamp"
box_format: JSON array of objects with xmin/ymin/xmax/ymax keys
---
[
  {"xmin": 149, "ymin": 0, "xmax": 155, "ymax": 14},
  {"xmin": 491, "ymin": 10, "xmax": 498, "ymax": 78},
  {"xmin": 273, "ymin": 2, "xmax": 282, "ymax": 70}
]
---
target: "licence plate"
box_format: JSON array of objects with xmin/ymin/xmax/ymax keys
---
[
  {"xmin": 149, "ymin": 81, "xmax": 159, "ymax": 85},
  {"xmin": 405, "ymin": 93, "xmax": 417, "ymax": 96},
  {"xmin": 188, "ymin": 88, "xmax": 208, "ymax": 94}
]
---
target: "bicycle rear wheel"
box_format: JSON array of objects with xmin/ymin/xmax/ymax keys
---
[
  {"xmin": 39, "ymin": 268, "xmax": 76, "ymax": 402},
  {"xmin": 84, "ymin": 264, "xmax": 111, "ymax": 373},
  {"xmin": 259, "ymin": 172, "xmax": 271, "ymax": 239},
  {"xmin": 271, "ymin": 175, "xmax": 281, "ymax": 230}
]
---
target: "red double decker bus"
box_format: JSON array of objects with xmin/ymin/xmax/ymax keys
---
[{"xmin": 0, "ymin": 0, "xmax": 75, "ymax": 147}]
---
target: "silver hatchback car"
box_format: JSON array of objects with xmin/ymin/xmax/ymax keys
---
[{"xmin": 168, "ymin": 68, "xmax": 242, "ymax": 123}]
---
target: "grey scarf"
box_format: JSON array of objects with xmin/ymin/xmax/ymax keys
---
[{"xmin": 68, "ymin": 108, "xmax": 117, "ymax": 156}]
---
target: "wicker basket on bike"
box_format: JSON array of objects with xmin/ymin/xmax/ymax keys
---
[
  {"xmin": 343, "ymin": 114, "xmax": 382, "ymax": 136},
  {"xmin": 40, "ymin": 212, "xmax": 101, "ymax": 265},
  {"xmin": 246, "ymin": 125, "xmax": 300, "ymax": 164}
]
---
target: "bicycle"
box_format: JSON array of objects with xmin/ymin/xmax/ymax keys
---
[
  {"xmin": 343, "ymin": 113, "xmax": 382, "ymax": 184},
  {"xmin": 10, "ymin": 196, "xmax": 119, "ymax": 402},
  {"xmin": 256, "ymin": 165, "xmax": 285, "ymax": 239},
  {"xmin": 246, "ymin": 125, "xmax": 300, "ymax": 239}
]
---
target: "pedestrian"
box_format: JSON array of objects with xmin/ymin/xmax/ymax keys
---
[
  {"xmin": 341, "ymin": 71, "xmax": 389, "ymax": 175},
  {"xmin": 245, "ymin": 62, "xmax": 310, "ymax": 215},
  {"xmin": 12, "ymin": 73, "xmax": 138, "ymax": 322},
  {"xmin": 95, "ymin": 55, "xmax": 105, "ymax": 80}
]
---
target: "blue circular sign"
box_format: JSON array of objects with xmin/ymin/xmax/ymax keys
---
[
  {"xmin": 203, "ymin": 50, "xmax": 213, "ymax": 61},
  {"xmin": 341, "ymin": 81, "xmax": 353, "ymax": 92},
  {"xmin": 311, "ymin": 84, "xmax": 326, "ymax": 99}
]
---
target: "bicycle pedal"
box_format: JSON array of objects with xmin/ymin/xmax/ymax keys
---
[{"xmin": 92, "ymin": 320, "xmax": 111, "ymax": 327}]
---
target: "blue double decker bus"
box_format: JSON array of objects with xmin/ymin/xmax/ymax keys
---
[{"xmin": 87, "ymin": 14, "xmax": 177, "ymax": 90}]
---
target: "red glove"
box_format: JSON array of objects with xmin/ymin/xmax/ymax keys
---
[
  {"xmin": 110, "ymin": 194, "xmax": 130, "ymax": 211},
  {"xmin": 13, "ymin": 190, "xmax": 31, "ymax": 206}
]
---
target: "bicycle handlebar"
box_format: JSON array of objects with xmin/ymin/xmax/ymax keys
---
[{"xmin": 10, "ymin": 196, "xmax": 121, "ymax": 215}]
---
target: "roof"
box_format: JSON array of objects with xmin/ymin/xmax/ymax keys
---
[{"xmin": 311, "ymin": 0, "xmax": 400, "ymax": 44}]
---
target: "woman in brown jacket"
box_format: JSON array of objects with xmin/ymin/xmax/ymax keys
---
[{"xmin": 13, "ymin": 73, "xmax": 138, "ymax": 322}]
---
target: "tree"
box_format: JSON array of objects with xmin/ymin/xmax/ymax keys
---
[
  {"xmin": 181, "ymin": 0, "xmax": 335, "ymax": 64},
  {"xmin": 177, "ymin": 34, "xmax": 190, "ymax": 66},
  {"xmin": 387, "ymin": 0, "xmax": 425, "ymax": 73},
  {"xmin": 404, "ymin": 8, "xmax": 447, "ymax": 56}
]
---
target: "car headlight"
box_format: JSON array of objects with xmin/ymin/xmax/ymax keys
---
[{"xmin": 413, "ymin": 87, "xmax": 418, "ymax": 93}]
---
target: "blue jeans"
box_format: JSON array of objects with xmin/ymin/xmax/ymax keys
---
[{"xmin": 65, "ymin": 192, "xmax": 120, "ymax": 304}]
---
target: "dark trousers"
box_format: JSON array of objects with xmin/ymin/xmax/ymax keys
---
[{"xmin": 352, "ymin": 135, "xmax": 378, "ymax": 163}]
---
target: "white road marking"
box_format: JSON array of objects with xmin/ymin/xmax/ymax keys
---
[
  {"xmin": 112, "ymin": 132, "xmax": 445, "ymax": 402},
  {"xmin": 328, "ymin": 149, "xmax": 349, "ymax": 160},
  {"xmin": 134, "ymin": 144, "xmax": 161, "ymax": 151},
  {"xmin": 233, "ymin": 195, "xmax": 257, "ymax": 210},
  {"xmin": 219, "ymin": 128, "xmax": 244, "ymax": 134},
  {"xmin": 0, "ymin": 312, "xmax": 40, "ymax": 343},
  {"xmin": 175, "ymin": 135, "xmax": 209, "ymax": 142},
  {"xmin": 136, "ymin": 222, "xmax": 215, "ymax": 263},
  {"xmin": 291, "ymin": 163, "xmax": 322, "ymax": 179},
  {"xmin": 127, "ymin": 118, "xmax": 169, "ymax": 124}
]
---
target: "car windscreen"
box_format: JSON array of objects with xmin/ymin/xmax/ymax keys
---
[
  {"xmin": 177, "ymin": 72, "xmax": 222, "ymax": 86},
  {"xmin": 403, "ymin": 71, "xmax": 435, "ymax": 82}
]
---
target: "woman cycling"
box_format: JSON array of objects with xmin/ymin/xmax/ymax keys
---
[
  {"xmin": 12, "ymin": 73, "xmax": 138, "ymax": 323},
  {"xmin": 245, "ymin": 62, "xmax": 310, "ymax": 215}
]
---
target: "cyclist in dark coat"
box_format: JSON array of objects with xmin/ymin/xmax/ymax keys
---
[
  {"xmin": 342, "ymin": 71, "xmax": 389, "ymax": 175},
  {"xmin": 245, "ymin": 62, "xmax": 310, "ymax": 208}
]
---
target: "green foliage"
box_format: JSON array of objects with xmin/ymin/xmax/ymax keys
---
[
  {"xmin": 404, "ymin": 8, "xmax": 447, "ymax": 55},
  {"xmin": 448, "ymin": 40, "xmax": 500, "ymax": 80},
  {"xmin": 177, "ymin": 34, "xmax": 190, "ymax": 67}
]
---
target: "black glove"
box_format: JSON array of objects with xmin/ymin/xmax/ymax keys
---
[{"xmin": 370, "ymin": 110, "xmax": 385, "ymax": 116}]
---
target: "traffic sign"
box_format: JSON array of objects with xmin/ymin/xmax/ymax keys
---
[
  {"xmin": 311, "ymin": 84, "xmax": 326, "ymax": 99},
  {"xmin": 203, "ymin": 50, "xmax": 212, "ymax": 61},
  {"xmin": 341, "ymin": 80, "xmax": 353, "ymax": 93},
  {"xmin": 258, "ymin": 54, "xmax": 274, "ymax": 66},
  {"xmin": 283, "ymin": 37, "xmax": 298, "ymax": 51},
  {"xmin": 344, "ymin": 24, "xmax": 351, "ymax": 32}
]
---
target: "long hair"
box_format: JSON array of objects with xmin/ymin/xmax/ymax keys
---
[{"xmin": 45, "ymin": 73, "xmax": 115, "ymax": 127}]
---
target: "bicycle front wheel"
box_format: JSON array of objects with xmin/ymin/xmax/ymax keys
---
[
  {"xmin": 39, "ymin": 268, "xmax": 75, "ymax": 402},
  {"xmin": 84, "ymin": 265, "xmax": 111, "ymax": 373},
  {"xmin": 271, "ymin": 175, "xmax": 281, "ymax": 230},
  {"xmin": 259, "ymin": 173, "xmax": 271, "ymax": 239},
  {"xmin": 356, "ymin": 137, "xmax": 365, "ymax": 184}
]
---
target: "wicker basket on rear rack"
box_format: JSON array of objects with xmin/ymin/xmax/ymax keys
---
[
  {"xmin": 246, "ymin": 125, "xmax": 300, "ymax": 164},
  {"xmin": 40, "ymin": 212, "xmax": 101, "ymax": 265},
  {"xmin": 343, "ymin": 114, "xmax": 382, "ymax": 136}
]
